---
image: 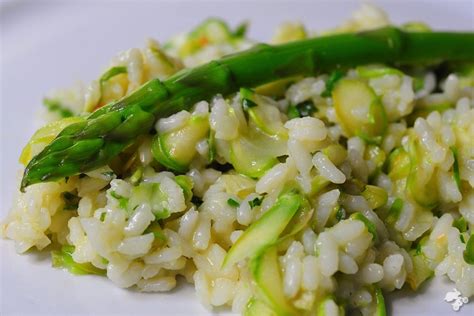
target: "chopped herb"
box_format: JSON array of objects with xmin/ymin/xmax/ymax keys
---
[
  {"xmin": 62, "ymin": 191, "xmax": 80, "ymax": 210},
  {"xmin": 335, "ymin": 206, "xmax": 346, "ymax": 221},
  {"xmin": 287, "ymin": 105, "xmax": 300, "ymax": 119},
  {"xmin": 43, "ymin": 98, "xmax": 74, "ymax": 118},
  {"xmin": 453, "ymin": 216, "xmax": 468, "ymax": 233},
  {"xmin": 321, "ymin": 70, "xmax": 344, "ymax": 97},
  {"xmin": 248, "ymin": 196, "xmax": 263, "ymax": 208},
  {"xmin": 227, "ymin": 198, "xmax": 240, "ymax": 208},
  {"xmin": 451, "ymin": 147, "xmax": 461, "ymax": 190},
  {"xmin": 51, "ymin": 245, "xmax": 106, "ymax": 276},
  {"xmin": 463, "ymin": 234, "xmax": 474, "ymax": 265},
  {"xmin": 100, "ymin": 66, "xmax": 127, "ymax": 84},
  {"xmin": 100, "ymin": 212, "xmax": 106, "ymax": 222},
  {"xmin": 294, "ymin": 100, "xmax": 317, "ymax": 118},
  {"xmin": 460, "ymin": 234, "xmax": 466, "ymax": 244}
]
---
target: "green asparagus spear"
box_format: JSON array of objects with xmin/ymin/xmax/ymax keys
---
[{"xmin": 21, "ymin": 27, "xmax": 474, "ymax": 190}]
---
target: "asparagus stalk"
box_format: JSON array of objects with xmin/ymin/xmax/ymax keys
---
[{"xmin": 21, "ymin": 27, "xmax": 474, "ymax": 190}]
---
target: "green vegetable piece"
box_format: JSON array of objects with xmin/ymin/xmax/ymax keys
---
[
  {"xmin": 309, "ymin": 175, "xmax": 330, "ymax": 196},
  {"xmin": 333, "ymin": 79, "xmax": 387, "ymax": 143},
  {"xmin": 287, "ymin": 105, "xmax": 300, "ymax": 119},
  {"xmin": 227, "ymin": 198, "xmax": 240, "ymax": 208},
  {"xmin": 407, "ymin": 135, "xmax": 439, "ymax": 208},
  {"xmin": 223, "ymin": 192, "xmax": 302, "ymax": 268},
  {"xmin": 321, "ymin": 70, "xmax": 344, "ymax": 97},
  {"xmin": 374, "ymin": 287, "xmax": 387, "ymax": 316},
  {"xmin": 407, "ymin": 248, "xmax": 434, "ymax": 290},
  {"xmin": 110, "ymin": 191, "xmax": 129, "ymax": 210},
  {"xmin": 463, "ymin": 234, "xmax": 474, "ymax": 265},
  {"xmin": 244, "ymin": 298, "xmax": 277, "ymax": 316},
  {"xmin": 451, "ymin": 147, "xmax": 462, "ymax": 191},
  {"xmin": 100, "ymin": 66, "xmax": 127, "ymax": 84},
  {"xmin": 386, "ymin": 198, "xmax": 403, "ymax": 225},
  {"xmin": 250, "ymin": 246, "xmax": 299, "ymax": 316},
  {"xmin": 387, "ymin": 147, "xmax": 410, "ymax": 180},
  {"xmin": 128, "ymin": 183, "xmax": 169, "ymax": 219},
  {"xmin": 280, "ymin": 198, "xmax": 314, "ymax": 239},
  {"xmin": 350, "ymin": 212, "xmax": 377, "ymax": 241},
  {"xmin": 229, "ymin": 135, "xmax": 280, "ymax": 179},
  {"xmin": 43, "ymin": 98, "xmax": 74, "ymax": 118},
  {"xmin": 323, "ymin": 144, "xmax": 347, "ymax": 166},
  {"xmin": 248, "ymin": 196, "xmax": 263, "ymax": 208},
  {"xmin": 453, "ymin": 217, "xmax": 468, "ymax": 233},
  {"xmin": 51, "ymin": 245, "xmax": 106, "ymax": 276},
  {"xmin": 21, "ymin": 28, "xmax": 474, "ymax": 190},
  {"xmin": 144, "ymin": 222, "xmax": 167, "ymax": 247},
  {"xmin": 152, "ymin": 115, "xmax": 209, "ymax": 172},
  {"xmin": 362, "ymin": 185, "xmax": 388, "ymax": 209},
  {"xmin": 175, "ymin": 175, "xmax": 194, "ymax": 202}
]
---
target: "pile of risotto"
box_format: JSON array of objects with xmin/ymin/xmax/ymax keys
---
[{"xmin": 2, "ymin": 5, "xmax": 473, "ymax": 315}]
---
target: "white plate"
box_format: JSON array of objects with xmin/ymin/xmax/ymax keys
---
[{"xmin": 1, "ymin": 1, "xmax": 473, "ymax": 315}]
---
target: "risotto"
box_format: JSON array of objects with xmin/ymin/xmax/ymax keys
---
[{"xmin": 2, "ymin": 4, "xmax": 474, "ymax": 315}]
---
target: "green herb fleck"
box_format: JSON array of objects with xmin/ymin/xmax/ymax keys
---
[
  {"xmin": 335, "ymin": 206, "xmax": 346, "ymax": 221},
  {"xmin": 227, "ymin": 198, "xmax": 240, "ymax": 208},
  {"xmin": 110, "ymin": 191, "xmax": 129, "ymax": 209},
  {"xmin": 248, "ymin": 196, "xmax": 263, "ymax": 208},
  {"xmin": 100, "ymin": 212, "xmax": 106, "ymax": 222}
]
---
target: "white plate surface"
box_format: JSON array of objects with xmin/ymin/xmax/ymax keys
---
[{"xmin": 1, "ymin": 0, "xmax": 473, "ymax": 315}]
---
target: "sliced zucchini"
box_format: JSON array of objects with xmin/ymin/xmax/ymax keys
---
[
  {"xmin": 386, "ymin": 198, "xmax": 404, "ymax": 225},
  {"xmin": 19, "ymin": 116, "xmax": 85, "ymax": 165},
  {"xmin": 244, "ymin": 298, "xmax": 277, "ymax": 316},
  {"xmin": 128, "ymin": 183, "xmax": 169, "ymax": 220},
  {"xmin": 240, "ymin": 88, "xmax": 288, "ymax": 138},
  {"xmin": 322, "ymin": 144, "xmax": 347, "ymax": 166},
  {"xmin": 280, "ymin": 198, "xmax": 314, "ymax": 240},
  {"xmin": 51, "ymin": 245, "xmax": 106, "ymax": 276},
  {"xmin": 223, "ymin": 192, "xmax": 302, "ymax": 268},
  {"xmin": 406, "ymin": 248, "xmax": 434, "ymax": 290},
  {"xmin": 250, "ymin": 246, "xmax": 298, "ymax": 316},
  {"xmin": 387, "ymin": 147, "xmax": 410, "ymax": 181},
  {"xmin": 333, "ymin": 79, "xmax": 387, "ymax": 143},
  {"xmin": 406, "ymin": 135, "xmax": 439, "ymax": 208},
  {"xmin": 174, "ymin": 175, "xmax": 194, "ymax": 203},
  {"xmin": 362, "ymin": 185, "xmax": 388, "ymax": 209},
  {"xmin": 152, "ymin": 115, "xmax": 209, "ymax": 172}
]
